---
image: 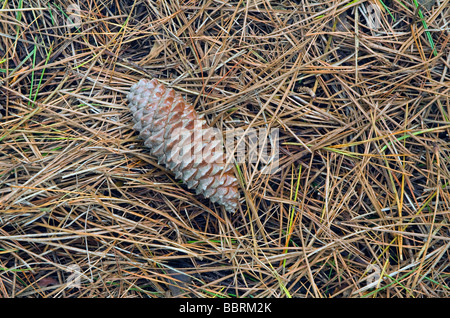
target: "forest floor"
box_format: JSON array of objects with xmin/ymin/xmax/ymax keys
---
[{"xmin": 0, "ymin": 0, "xmax": 449, "ymax": 297}]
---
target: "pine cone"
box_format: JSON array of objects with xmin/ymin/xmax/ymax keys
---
[{"xmin": 126, "ymin": 78, "xmax": 239, "ymax": 212}]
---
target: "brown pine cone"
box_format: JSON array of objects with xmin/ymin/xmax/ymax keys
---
[{"xmin": 126, "ymin": 78, "xmax": 239, "ymax": 212}]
